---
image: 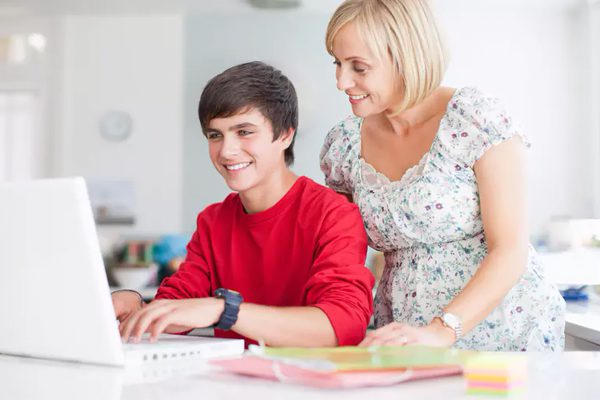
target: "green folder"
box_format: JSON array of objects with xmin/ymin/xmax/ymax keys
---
[{"xmin": 250, "ymin": 345, "xmax": 476, "ymax": 372}]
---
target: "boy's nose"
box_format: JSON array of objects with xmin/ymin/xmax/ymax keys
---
[{"xmin": 220, "ymin": 135, "xmax": 241, "ymax": 158}]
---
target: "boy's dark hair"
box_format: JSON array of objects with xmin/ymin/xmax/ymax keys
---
[{"xmin": 198, "ymin": 61, "xmax": 298, "ymax": 166}]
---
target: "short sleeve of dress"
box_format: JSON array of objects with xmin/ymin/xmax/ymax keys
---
[
  {"xmin": 442, "ymin": 88, "xmax": 531, "ymax": 168},
  {"xmin": 319, "ymin": 117, "xmax": 360, "ymax": 194}
]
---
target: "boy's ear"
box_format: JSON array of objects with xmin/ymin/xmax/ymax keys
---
[{"xmin": 279, "ymin": 127, "xmax": 295, "ymax": 148}]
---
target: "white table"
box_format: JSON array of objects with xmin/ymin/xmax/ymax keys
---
[{"xmin": 2, "ymin": 352, "xmax": 599, "ymax": 399}]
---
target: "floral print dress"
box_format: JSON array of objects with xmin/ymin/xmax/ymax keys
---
[{"xmin": 320, "ymin": 87, "xmax": 565, "ymax": 351}]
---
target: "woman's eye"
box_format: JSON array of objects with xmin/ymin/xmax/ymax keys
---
[
  {"xmin": 353, "ymin": 64, "xmax": 367, "ymax": 73},
  {"xmin": 333, "ymin": 60, "xmax": 341, "ymax": 67}
]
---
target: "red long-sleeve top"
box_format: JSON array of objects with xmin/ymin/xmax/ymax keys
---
[{"xmin": 155, "ymin": 176, "xmax": 374, "ymax": 346}]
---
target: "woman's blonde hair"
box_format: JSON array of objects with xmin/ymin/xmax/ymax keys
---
[{"xmin": 325, "ymin": 0, "xmax": 448, "ymax": 114}]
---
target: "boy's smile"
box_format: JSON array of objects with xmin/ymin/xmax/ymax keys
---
[{"xmin": 224, "ymin": 162, "xmax": 252, "ymax": 171}]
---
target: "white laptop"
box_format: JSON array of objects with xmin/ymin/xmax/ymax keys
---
[{"xmin": 0, "ymin": 177, "xmax": 244, "ymax": 366}]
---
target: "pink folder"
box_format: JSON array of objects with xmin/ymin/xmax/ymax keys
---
[{"xmin": 211, "ymin": 356, "xmax": 461, "ymax": 389}]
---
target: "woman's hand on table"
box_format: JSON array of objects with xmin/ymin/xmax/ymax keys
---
[{"xmin": 359, "ymin": 319, "xmax": 456, "ymax": 347}]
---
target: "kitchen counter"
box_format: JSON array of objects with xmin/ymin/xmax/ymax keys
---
[{"xmin": 566, "ymin": 295, "xmax": 600, "ymax": 350}]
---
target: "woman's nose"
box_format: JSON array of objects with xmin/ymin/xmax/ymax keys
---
[{"xmin": 336, "ymin": 68, "xmax": 354, "ymax": 92}]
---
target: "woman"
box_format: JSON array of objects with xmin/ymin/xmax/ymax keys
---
[{"xmin": 320, "ymin": 0, "xmax": 565, "ymax": 351}]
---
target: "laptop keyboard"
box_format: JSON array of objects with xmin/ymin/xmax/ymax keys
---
[{"xmin": 121, "ymin": 334, "xmax": 240, "ymax": 363}]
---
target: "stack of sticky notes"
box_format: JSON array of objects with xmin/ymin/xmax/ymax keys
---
[{"xmin": 463, "ymin": 353, "xmax": 527, "ymax": 396}]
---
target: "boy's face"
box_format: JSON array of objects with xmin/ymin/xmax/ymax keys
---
[{"xmin": 205, "ymin": 108, "xmax": 293, "ymax": 195}]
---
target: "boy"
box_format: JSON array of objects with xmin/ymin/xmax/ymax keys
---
[{"xmin": 113, "ymin": 61, "xmax": 373, "ymax": 347}]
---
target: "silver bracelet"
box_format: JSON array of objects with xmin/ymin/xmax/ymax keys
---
[{"xmin": 111, "ymin": 289, "xmax": 144, "ymax": 307}]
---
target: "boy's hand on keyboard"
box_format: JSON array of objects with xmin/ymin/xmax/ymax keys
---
[
  {"xmin": 119, "ymin": 297, "xmax": 225, "ymax": 343},
  {"xmin": 111, "ymin": 290, "xmax": 144, "ymax": 323}
]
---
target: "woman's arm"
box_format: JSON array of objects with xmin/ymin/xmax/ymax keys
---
[{"xmin": 441, "ymin": 135, "xmax": 529, "ymax": 335}]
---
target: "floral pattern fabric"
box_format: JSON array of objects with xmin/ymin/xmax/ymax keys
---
[{"xmin": 320, "ymin": 87, "xmax": 565, "ymax": 351}]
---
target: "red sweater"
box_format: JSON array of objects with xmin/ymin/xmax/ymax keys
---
[{"xmin": 155, "ymin": 176, "xmax": 374, "ymax": 346}]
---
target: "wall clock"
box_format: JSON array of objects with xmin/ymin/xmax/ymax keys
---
[{"xmin": 99, "ymin": 110, "xmax": 133, "ymax": 142}]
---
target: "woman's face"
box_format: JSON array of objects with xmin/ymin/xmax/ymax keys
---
[{"xmin": 332, "ymin": 22, "xmax": 403, "ymax": 117}]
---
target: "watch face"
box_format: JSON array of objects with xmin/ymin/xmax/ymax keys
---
[
  {"xmin": 214, "ymin": 288, "xmax": 243, "ymax": 303},
  {"xmin": 100, "ymin": 111, "xmax": 133, "ymax": 141}
]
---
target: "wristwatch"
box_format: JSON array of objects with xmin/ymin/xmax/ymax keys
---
[
  {"xmin": 214, "ymin": 288, "xmax": 243, "ymax": 330},
  {"xmin": 439, "ymin": 312, "xmax": 463, "ymax": 341}
]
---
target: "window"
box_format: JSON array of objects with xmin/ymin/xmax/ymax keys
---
[{"xmin": 0, "ymin": 91, "xmax": 38, "ymax": 181}]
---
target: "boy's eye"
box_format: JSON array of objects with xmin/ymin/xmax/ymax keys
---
[
  {"xmin": 239, "ymin": 130, "xmax": 253, "ymax": 136},
  {"xmin": 207, "ymin": 132, "xmax": 222, "ymax": 140}
]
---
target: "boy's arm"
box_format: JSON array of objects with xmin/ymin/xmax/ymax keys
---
[
  {"xmin": 230, "ymin": 304, "xmax": 337, "ymax": 346},
  {"xmin": 231, "ymin": 201, "xmax": 373, "ymax": 346},
  {"xmin": 120, "ymin": 297, "xmax": 336, "ymax": 345}
]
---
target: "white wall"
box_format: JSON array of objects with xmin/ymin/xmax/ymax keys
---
[
  {"xmin": 589, "ymin": 2, "xmax": 600, "ymax": 217},
  {"xmin": 183, "ymin": 11, "xmax": 345, "ymax": 232},
  {"xmin": 182, "ymin": 1, "xmax": 595, "ymax": 237},
  {"xmin": 55, "ymin": 15, "xmax": 184, "ymax": 235},
  {"xmin": 435, "ymin": 0, "xmax": 594, "ymax": 235}
]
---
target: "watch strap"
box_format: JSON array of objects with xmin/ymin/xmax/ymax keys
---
[
  {"xmin": 440, "ymin": 312, "xmax": 463, "ymax": 341},
  {"xmin": 214, "ymin": 288, "xmax": 243, "ymax": 331}
]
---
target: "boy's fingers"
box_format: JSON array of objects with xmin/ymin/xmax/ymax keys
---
[
  {"xmin": 122, "ymin": 301, "xmax": 171, "ymax": 341},
  {"xmin": 130, "ymin": 303, "xmax": 175, "ymax": 342},
  {"xmin": 149, "ymin": 315, "xmax": 173, "ymax": 343},
  {"xmin": 121, "ymin": 308, "xmax": 148, "ymax": 342}
]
